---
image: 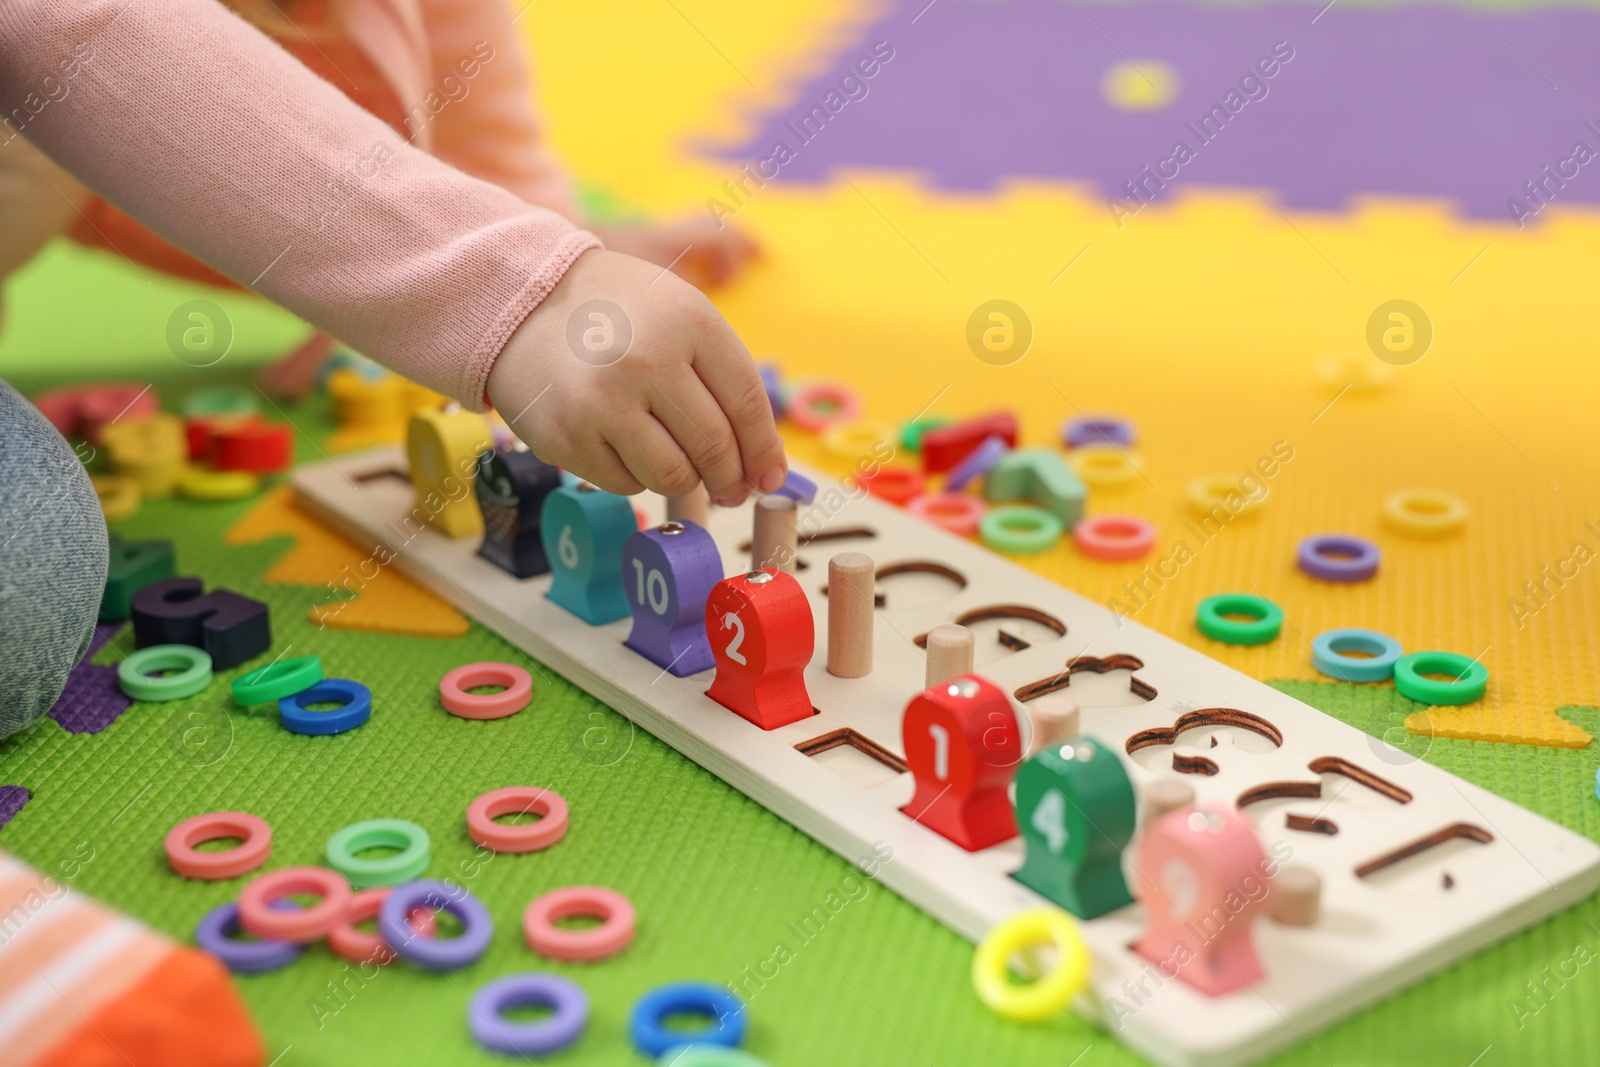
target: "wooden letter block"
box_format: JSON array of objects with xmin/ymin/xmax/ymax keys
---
[
  {"xmin": 476, "ymin": 448, "xmax": 562, "ymax": 578},
  {"xmin": 405, "ymin": 407, "xmax": 491, "ymax": 540},
  {"xmin": 900, "ymin": 673, "xmax": 1022, "ymax": 851},
  {"xmin": 984, "ymin": 448, "xmax": 1086, "ymax": 527},
  {"xmin": 540, "ymin": 483, "xmax": 635, "ymax": 625},
  {"xmin": 705, "ymin": 568, "xmax": 814, "ymax": 730},
  {"xmin": 921, "ymin": 413, "xmax": 1018, "ymax": 473},
  {"xmin": 100, "ymin": 534, "xmax": 176, "ymax": 622},
  {"xmin": 1134, "ymin": 805, "xmax": 1269, "ymax": 996},
  {"xmin": 130, "ymin": 577, "xmax": 270, "ymax": 669},
  {"xmin": 623, "ymin": 520, "xmax": 724, "ymax": 676},
  {"xmin": 1012, "ymin": 735, "xmax": 1136, "ymax": 918}
]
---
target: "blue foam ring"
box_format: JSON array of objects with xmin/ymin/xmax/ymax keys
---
[
  {"xmin": 277, "ymin": 678, "xmax": 372, "ymax": 736},
  {"xmin": 629, "ymin": 982, "xmax": 747, "ymax": 1058},
  {"xmin": 771, "ymin": 470, "xmax": 817, "ymax": 506},
  {"xmin": 1311, "ymin": 628, "xmax": 1404, "ymax": 683}
]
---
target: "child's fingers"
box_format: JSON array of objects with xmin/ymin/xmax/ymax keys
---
[
  {"xmin": 570, "ymin": 437, "xmax": 645, "ymax": 497},
  {"xmin": 689, "ymin": 321, "xmax": 787, "ymax": 495},
  {"xmin": 608, "ymin": 415, "xmax": 702, "ymax": 499},
  {"xmin": 649, "ymin": 374, "xmax": 752, "ymax": 507}
]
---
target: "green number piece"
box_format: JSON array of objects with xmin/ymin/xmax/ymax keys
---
[
  {"xmin": 983, "ymin": 448, "xmax": 1086, "ymax": 526},
  {"xmin": 100, "ymin": 533, "xmax": 177, "ymax": 622},
  {"xmin": 1012, "ymin": 735, "xmax": 1137, "ymax": 919}
]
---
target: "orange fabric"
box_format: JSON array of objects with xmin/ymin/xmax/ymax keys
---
[
  {"xmin": 26, "ymin": 948, "xmax": 265, "ymax": 1067},
  {"xmin": 8, "ymin": 935, "xmax": 169, "ymax": 1067}
]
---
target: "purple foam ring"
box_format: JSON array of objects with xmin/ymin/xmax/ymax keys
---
[
  {"xmin": 623, "ymin": 521, "xmax": 724, "ymax": 676},
  {"xmin": 1297, "ymin": 533, "xmax": 1381, "ymax": 582},
  {"xmin": 1062, "ymin": 416, "xmax": 1135, "ymax": 449},
  {"xmin": 945, "ymin": 435, "xmax": 1009, "ymax": 492},
  {"xmin": 469, "ymin": 973, "xmax": 590, "ymax": 1057},
  {"xmin": 772, "ymin": 470, "xmax": 817, "ymax": 505},
  {"xmin": 379, "ymin": 879, "xmax": 493, "ymax": 972},
  {"xmin": 759, "ymin": 363, "xmax": 784, "ymax": 417},
  {"xmin": 195, "ymin": 901, "xmax": 305, "ymax": 974}
]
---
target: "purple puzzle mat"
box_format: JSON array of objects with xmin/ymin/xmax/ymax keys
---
[
  {"xmin": 0, "ymin": 786, "xmax": 30, "ymax": 830},
  {"xmin": 48, "ymin": 622, "xmax": 132, "ymax": 735},
  {"xmin": 714, "ymin": 0, "xmax": 1600, "ymax": 221}
]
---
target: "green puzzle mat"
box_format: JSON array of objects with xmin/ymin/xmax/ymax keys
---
[{"xmin": 2, "ymin": 248, "xmax": 1599, "ymax": 1066}]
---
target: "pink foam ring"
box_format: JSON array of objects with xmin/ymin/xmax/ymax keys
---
[
  {"xmin": 1074, "ymin": 514, "xmax": 1157, "ymax": 562},
  {"xmin": 523, "ymin": 885, "xmax": 636, "ymax": 962},
  {"xmin": 1133, "ymin": 805, "xmax": 1268, "ymax": 996},
  {"xmin": 439, "ymin": 662, "xmax": 533, "ymax": 720},
  {"xmin": 787, "ymin": 382, "xmax": 862, "ymax": 432},
  {"xmin": 467, "ymin": 786, "xmax": 570, "ymax": 854},
  {"xmin": 328, "ymin": 887, "xmax": 437, "ymax": 964},
  {"xmin": 907, "ymin": 492, "xmax": 986, "ymax": 537},
  {"xmin": 164, "ymin": 811, "xmax": 273, "ymax": 880},
  {"xmin": 237, "ymin": 866, "xmax": 353, "ymax": 944}
]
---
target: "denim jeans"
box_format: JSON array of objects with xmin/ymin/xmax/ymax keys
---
[{"xmin": 0, "ymin": 378, "xmax": 107, "ymax": 738}]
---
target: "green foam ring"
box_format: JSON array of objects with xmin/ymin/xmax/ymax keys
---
[
  {"xmin": 181, "ymin": 385, "xmax": 259, "ymax": 418},
  {"xmin": 1196, "ymin": 593, "xmax": 1283, "ymax": 646},
  {"xmin": 231, "ymin": 655, "xmax": 323, "ymax": 706},
  {"xmin": 326, "ymin": 818, "xmax": 432, "ymax": 888},
  {"xmin": 899, "ymin": 415, "xmax": 952, "ymax": 453},
  {"xmin": 979, "ymin": 504, "xmax": 1064, "ymax": 555},
  {"xmin": 658, "ymin": 1047, "xmax": 772, "ymax": 1067},
  {"xmin": 1393, "ymin": 651, "xmax": 1489, "ymax": 706},
  {"xmin": 117, "ymin": 645, "xmax": 214, "ymax": 702}
]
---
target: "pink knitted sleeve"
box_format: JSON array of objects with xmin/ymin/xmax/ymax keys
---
[{"xmin": 0, "ymin": 0, "xmax": 600, "ymax": 408}]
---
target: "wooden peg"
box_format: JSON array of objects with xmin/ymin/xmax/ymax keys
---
[
  {"xmin": 751, "ymin": 494, "xmax": 798, "ymax": 574},
  {"xmin": 1268, "ymin": 865, "xmax": 1321, "ymax": 927},
  {"xmin": 1023, "ymin": 695, "xmax": 1079, "ymax": 757},
  {"xmin": 924, "ymin": 624, "xmax": 974, "ymax": 688},
  {"xmin": 666, "ymin": 484, "xmax": 710, "ymax": 527},
  {"xmin": 827, "ymin": 552, "xmax": 875, "ymax": 678},
  {"xmin": 1142, "ymin": 778, "xmax": 1196, "ymax": 824}
]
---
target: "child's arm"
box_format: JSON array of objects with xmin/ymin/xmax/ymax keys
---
[{"xmin": 0, "ymin": 0, "xmax": 784, "ymax": 502}]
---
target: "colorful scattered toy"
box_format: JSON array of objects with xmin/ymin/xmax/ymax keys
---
[{"xmin": 130, "ymin": 577, "xmax": 270, "ymax": 669}]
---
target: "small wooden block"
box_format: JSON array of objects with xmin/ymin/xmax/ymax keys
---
[
  {"xmin": 405, "ymin": 407, "xmax": 492, "ymax": 539},
  {"xmin": 826, "ymin": 552, "xmax": 875, "ymax": 679},
  {"xmin": 327, "ymin": 369, "xmax": 406, "ymax": 426},
  {"xmin": 923, "ymin": 623, "xmax": 974, "ymax": 689},
  {"xmin": 1134, "ymin": 806, "xmax": 1269, "ymax": 996},
  {"xmin": 984, "ymin": 448, "xmax": 1086, "ymax": 527},
  {"xmin": 130, "ymin": 577, "xmax": 270, "ymax": 669},
  {"xmin": 665, "ymin": 484, "xmax": 710, "ymax": 527},
  {"xmin": 1013, "ymin": 735, "xmax": 1136, "ymax": 917},
  {"xmin": 705, "ymin": 568, "xmax": 814, "ymax": 730},
  {"xmin": 100, "ymin": 534, "xmax": 177, "ymax": 622},
  {"xmin": 1023, "ymin": 695, "xmax": 1079, "ymax": 756},
  {"xmin": 751, "ymin": 494, "xmax": 798, "ymax": 573},
  {"xmin": 901, "ymin": 674, "xmax": 1022, "ymax": 851},
  {"xmin": 1142, "ymin": 778, "xmax": 1197, "ymax": 824},
  {"xmin": 920, "ymin": 412, "xmax": 1018, "ymax": 473},
  {"xmin": 211, "ymin": 422, "xmax": 292, "ymax": 474},
  {"xmin": 623, "ymin": 520, "xmax": 724, "ymax": 676},
  {"xmin": 102, "ymin": 415, "xmax": 186, "ymax": 498},
  {"xmin": 540, "ymin": 482, "xmax": 636, "ymax": 625},
  {"xmin": 476, "ymin": 447, "xmax": 562, "ymax": 578},
  {"xmin": 1268, "ymin": 865, "xmax": 1321, "ymax": 927}
]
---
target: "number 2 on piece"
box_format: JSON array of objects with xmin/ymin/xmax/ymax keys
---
[{"xmin": 722, "ymin": 612, "xmax": 746, "ymax": 665}]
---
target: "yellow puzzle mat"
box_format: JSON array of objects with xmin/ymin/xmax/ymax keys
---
[{"xmin": 517, "ymin": 0, "xmax": 1600, "ymax": 748}]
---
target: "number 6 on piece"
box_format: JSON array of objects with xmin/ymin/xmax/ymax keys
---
[
  {"xmin": 704, "ymin": 568, "xmax": 814, "ymax": 730},
  {"xmin": 540, "ymin": 482, "xmax": 635, "ymax": 625}
]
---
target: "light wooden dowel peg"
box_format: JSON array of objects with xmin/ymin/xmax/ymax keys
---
[
  {"xmin": 1142, "ymin": 779, "xmax": 1196, "ymax": 824},
  {"xmin": 751, "ymin": 495, "xmax": 798, "ymax": 574},
  {"xmin": 924, "ymin": 624, "xmax": 974, "ymax": 689},
  {"xmin": 1023, "ymin": 695, "xmax": 1079, "ymax": 756},
  {"xmin": 666, "ymin": 484, "xmax": 710, "ymax": 527},
  {"xmin": 827, "ymin": 552, "xmax": 875, "ymax": 678},
  {"xmin": 1268, "ymin": 865, "xmax": 1321, "ymax": 926}
]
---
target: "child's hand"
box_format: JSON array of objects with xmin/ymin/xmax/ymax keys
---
[
  {"xmin": 590, "ymin": 216, "xmax": 760, "ymax": 290},
  {"xmin": 487, "ymin": 248, "xmax": 786, "ymax": 507}
]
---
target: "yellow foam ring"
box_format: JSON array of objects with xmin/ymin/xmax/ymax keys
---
[
  {"xmin": 820, "ymin": 418, "xmax": 897, "ymax": 463},
  {"xmin": 92, "ymin": 474, "xmax": 141, "ymax": 521},
  {"xmin": 971, "ymin": 908, "xmax": 1089, "ymax": 1023},
  {"xmin": 1187, "ymin": 473, "xmax": 1264, "ymax": 517},
  {"xmin": 179, "ymin": 467, "xmax": 261, "ymax": 502},
  {"xmin": 1070, "ymin": 445, "xmax": 1143, "ymax": 486},
  {"xmin": 1316, "ymin": 351, "xmax": 1395, "ymax": 392},
  {"xmin": 1102, "ymin": 59, "xmax": 1181, "ymax": 112},
  {"xmin": 1384, "ymin": 488, "xmax": 1468, "ymax": 536}
]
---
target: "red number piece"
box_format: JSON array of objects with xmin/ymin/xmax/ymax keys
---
[
  {"xmin": 920, "ymin": 413, "xmax": 1018, "ymax": 473},
  {"xmin": 212, "ymin": 422, "xmax": 292, "ymax": 473},
  {"xmin": 900, "ymin": 673, "xmax": 1022, "ymax": 851},
  {"xmin": 704, "ymin": 568, "xmax": 814, "ymax": 730}
]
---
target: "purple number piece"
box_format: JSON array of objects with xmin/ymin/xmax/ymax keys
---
[
  {"xmin": 0, "ymin": 786, "xmax": 31, "ymax": 830},
  {"xmin": 1297, "ymin": 533, "xmax": 1381, "ymax": 582},
  {"xmin": 945, "ymin": 434, "xmax": 1009, "ymax": 492},
  {"xmin": 379, "ymin": 880, "xmax": 493, "ymax": 972},
  {"xmin": 760, "ymin": 363, "xmax": 785, "ymax": 416},
  {"xmin": 195, "ymin": 901, "xmax": 305, "ymax": 974},
  {"xmin": 1063, "ymin": 415, "xmax": 1135, "ymax": 449},
  {"xmin": 772, "ymin": 469, "xmax": 817, "ymax": 505},
  {"xmin": 623, "ymin": 521, "xmax": 724, "ymax": 676},
  {"xmin": 469, "ymin": 974, "xmax": 589, "ymax": 1057}
]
